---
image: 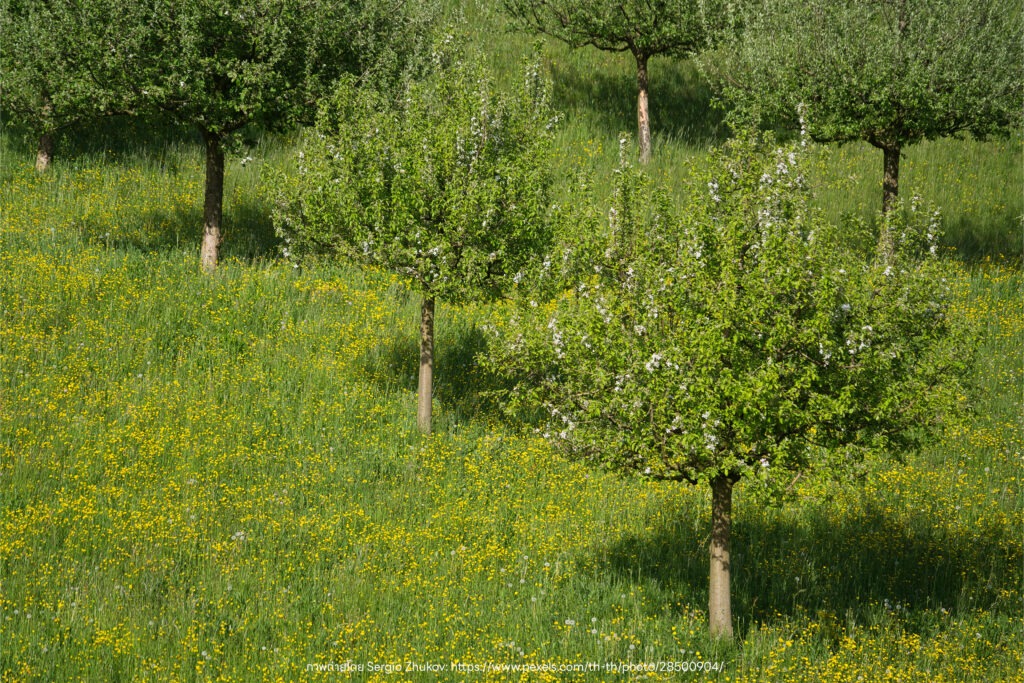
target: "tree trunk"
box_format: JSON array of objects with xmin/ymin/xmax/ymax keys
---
[
  {"xmin": 877, "ymin": 144, "xmax": 902, "ymax": 262},
  {"xmin": 882, "ymin": 144, "xmax": 900, "ymax": 215},
  {"xmin": 709, "ymin": 474, "xmax": 735, "ymax": 639},
  {"xmin": 417, "ymin": 296, "xmax": 435, "ymax": 434},
  {"xmin": 200, "ymin": 131, "xmax": 226, "ymax": 273},
  {"xmin": 635, "ymin": 53, "xmax": 651, "ymax": 165},
  {"xmin": 35, "ymin": 132, "xmax": 55, "ymax": 173},
  {"xmin": 36, "ymin": 93, "xmax": 55, "ymax": 172}
]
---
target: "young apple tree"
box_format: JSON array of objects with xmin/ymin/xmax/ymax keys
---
[
  {"xmin": 502, "ymin": 0, "xmax": 719, "ymax": 163},
  {"xmin": 707, "ymin": 0, "xmax": 1023, "ymax": 214},
  {"xmin": 132, "ymin": 0, "xmax": 435, "ymax": 271},
  {"xmin": 272, "ymin": 47, "xmax": 559, "ymax": 433},
  {"xmin": 485, "ymin": 132, "xmax": 974, "ymax": 638}
]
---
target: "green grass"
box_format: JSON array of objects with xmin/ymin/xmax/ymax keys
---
[{"xmin": 1, "ymin": 3, "xmax": 1022, "ymax": 680}]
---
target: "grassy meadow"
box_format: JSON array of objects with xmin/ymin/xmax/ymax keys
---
[{"xmin": 2, "ymin": 3, "xmax": 1023, "ymax": 681}]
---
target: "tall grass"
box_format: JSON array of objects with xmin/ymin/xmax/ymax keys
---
[{"xmin": 1, "ymin": 3, "xmax": 1021, "ymax": 680}]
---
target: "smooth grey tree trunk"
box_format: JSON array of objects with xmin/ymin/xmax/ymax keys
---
[
  {"xmin": 35, "ymin": 132, "xmax": 55, "ymax": 172},
  {"xmin": 417, "ymin": 296, "xmax": 435, "ymax": 434},
  {"xmin": 709, "ymin": 474, "xmax": 735, "ymax": 639},
  {"xmin": 636, "ymin": 53, "xmax": 651, "ymax": 164},
  {"xmin": 200, "ymin": 131, "xmax": 225, "ymax": 273}
]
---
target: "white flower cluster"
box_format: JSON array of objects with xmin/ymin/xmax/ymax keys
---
[
  {"xmin": 547, "ymin": 316, "xmax": 564, "ymax": 358},
  {"xmin": 702, "ymin": 411, "xmax": 722, "ymax": 453},
  {"xmin": 644, "ymin": 353, "xmax": 679, "ymax": 373},
  {"xmin": 846, "ymin": 324, "xmax": 874, "ymax": 355},
  {"xmin": 927, "ymin": 208, "xmax": 942, "ymax": 256},
  {"xmin": 548, "ymin": 406, "xmax": 576, "ymax": 441},
  {"xmin": 708, "ymin": 179, "xmax": 721, "ymax": 203},
  {"xmin": 797, "ymin": 103, "xmax": 809, "ymax": 147},
  {"xmin": 645, "ymin": 352, "xmax": 662, "ymax": 372},
  {"xmin": 818, "ymin": 342, "xmax": 832, "ymax": 366}
]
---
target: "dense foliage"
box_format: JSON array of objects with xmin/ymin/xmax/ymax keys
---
[
  {"xmin": 129, "ymin": 0, "xmax": 436, "ymax": 270},
  {"xmin": 275, "ymin": 51, "xmax": 557, "ymax": 304},
  {"xmin": 492, "ymin": 133, "xmax": 973, "ymax": 481},
  {"xmin": 133, "ymin": 0, "xmax": 435, "ymax": 140},
  {"xmin": 0, "ymin": 0, "xmax": 149, "ymax": 169}
]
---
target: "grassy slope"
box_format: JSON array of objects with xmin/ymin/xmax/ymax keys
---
[{"xmin": 1, "ymin": 3, "xmax": 1022, "ymax": 681}]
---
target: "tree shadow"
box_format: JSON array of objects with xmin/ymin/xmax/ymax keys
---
[
  {"xmin": 75, "ymin": 195, "xmax": 279, "ymax": 263},
  {"xmin": 221, "ymin": 197, "xmax": 280, "ymax": 263},
  {"xmin": 56, "ymin": 114, "xmax": 199, "ymax": 162},
  {"xmin": 359, "ymin": 320, "xmax": 507, "ymax": 425},
  {"xmin": 550, "ymin": 57, "xmax": 726, "ymax": 148},
  {"xmin": 4, "ymin": 112, "xmax": 281, "ymax": 261},
  {"xmin": 600, "ymin": 498, "xmax": 1019, "ymax": 637},
  {"xmin": 942, "ymin": 210, "xmax": 1023, "ymax": 265}
]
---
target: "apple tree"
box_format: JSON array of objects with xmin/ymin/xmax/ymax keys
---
[
  {"xmin": 131, "ymin": 0, "xmax": 436, "ymax": 271},
  {"xmin": 272, "ymin": 46, "xmax": 560, "ymax": 433},
  {"xmin": 0, "ymin": 0, "xmax": 149, "ymax": 170},
  {"xmin": 502, "ymin": 0, "xmax": 719, "ymax": 163},
  {"xmin": 485, "ymin": 131, "xmax": 974, "ymax": 638},
  {"xmin": 707, "ymin": 0, "xmax": 1023, "ymax": 214}
]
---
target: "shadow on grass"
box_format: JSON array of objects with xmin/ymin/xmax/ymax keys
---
[
  {"xmin": 943, "ymin": 210, "xmax": 1023, "ymax": 265},
  {"xmin": 359, "ymin": 320, "xmax": 508, "ymax": 426},
  {"xmin": 1, "ymin": 115, "xmax": 199, "ymax": 165},
  {"xmin": 5, "ymin": 114, "xmax": 281, "ymax": 262},
  {"xmin": 839, "ymin": 207, "xmax": 1022, "ymax": 266},
  {"xmin": 551, "ymin": 57, "xmax": 726, "ymax": 148},
  {"xmin": 601, "ymin": 499, "xmax": 1019, "ymax": 636},
  {"xmin": 59, "ymin": 114, "xmax": 200, "ymax": 161},
  {"xmin": 75, "ymin": 191, "xmax": 279, "ymax": 263}
]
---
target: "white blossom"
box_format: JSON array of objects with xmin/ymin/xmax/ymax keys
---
[{"xmin": 708, "ymin": 180, "xmax": 721, "ymax": 203}]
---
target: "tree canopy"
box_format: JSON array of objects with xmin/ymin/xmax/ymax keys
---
[{"xmin": 0, "ymin": 0, "xmax": 149, "ymax": 170}]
